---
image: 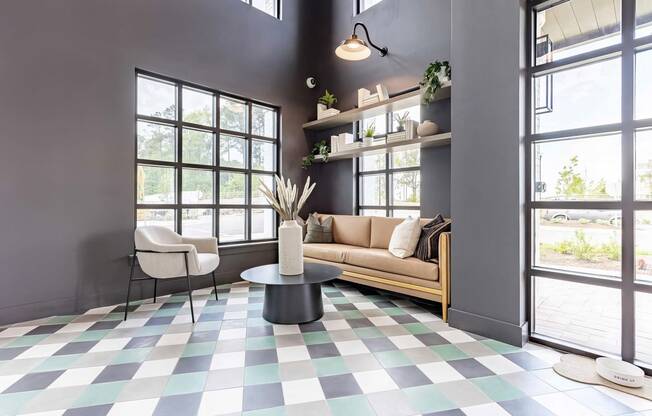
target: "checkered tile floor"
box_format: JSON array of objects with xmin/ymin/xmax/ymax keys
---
[{"xmin": 0, "ymin": 281, "xmax": 650, "ymax": 416}]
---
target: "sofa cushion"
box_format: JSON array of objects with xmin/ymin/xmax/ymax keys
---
[
  {"xmin": 415, "ymin": 214, "xmax": 451, "ymax": 261},
  {"xmin": 304, "ymin": 213, "xmax": 333, "ymax": 243},
  {"xmin": 303, "ymin": 243, "xmax": 362, "ymax": 263},
  {"xmin": 317, "ymin": 214, "xmax": 371, "ymax": 247},
  {"xmin": 370, "ymin": 216, "xmax": 433, "ymax": 249},
  {"xmin": 388, "ymin": 217, "xmax": 422, "ymax": 258},
  {"xmin": 345, "ymin": 248, "xmax": 438, "ymax": 281}
]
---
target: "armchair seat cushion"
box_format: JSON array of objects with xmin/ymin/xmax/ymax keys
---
[
  {"xmin": 303, "ymin": 243, "xmax": 361, "ymax": 263},
  {"xmin": 197, "ymin": 253, "xmax": 220, "ymax": 275},
  {"xmin": 345, "ymin": 248, "xmax": 438, "ymax": 281}
]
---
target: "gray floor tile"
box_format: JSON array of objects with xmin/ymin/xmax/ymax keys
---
[{"xmin": 319, "ymin": 373, "xmax": 363, "ymax": 399}]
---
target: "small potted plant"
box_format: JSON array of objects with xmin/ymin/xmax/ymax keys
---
[
  {"xmin": 362, "ymin": 121, "xmax": 376, "ymax": 146},
  {"xmin": 317, "ymin": 90, "xmax": 340, "ymax": 120},
  {"xmin": 394, "ymin": 112, "xmax": 410, "ymax": 132},
  {"xmin": 302, "ymin": 140, "xmax": 330, "ymax": 169},
  {"xmin": 388, "ymin": 112, "xmax": 416, "ymax": 143},
  {"xmin": 420, "ymin": 60, "xmax": 451, "ymax": 104}
]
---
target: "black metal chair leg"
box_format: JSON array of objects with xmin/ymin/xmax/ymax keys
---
[
  {"xmin": 212, "ymin": 271, "xmax": 218, "ymax": 301},
  {"xmin": 124, "ymin": 250, "xmax": 136, "ymax": 321},
  {"xmin": 153, "ymin": 279, "xmax": 158, "ymax": 304},
  {"xmin": 184, "ymin": 253, "xmax": 195, "ymax": 323}
]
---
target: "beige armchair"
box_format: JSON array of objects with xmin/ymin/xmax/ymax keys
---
[{"xmin": 125, "ymin": 226, "xmax": 220, "ymax": 323}]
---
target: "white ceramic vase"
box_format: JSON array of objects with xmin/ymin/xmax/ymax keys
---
[
  {"xmin": 278, "ymin": 220, "xmax": 303, "ymax": 275},
  {"xmin": 417, "ymin": 120, "xmax": 439, "ymax": 137}
]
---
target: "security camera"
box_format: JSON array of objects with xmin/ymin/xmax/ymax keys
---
[{"xmin": 306, "ymin": 77, "xmax": 317, "ymax": 89}]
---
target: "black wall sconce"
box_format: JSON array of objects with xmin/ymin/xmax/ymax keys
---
[{"xmin": 335, "ymin": 23, "xmax": 388, "ymax": 61}]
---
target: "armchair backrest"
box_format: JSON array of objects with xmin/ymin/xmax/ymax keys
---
[{"xmin": 135, "ymin": 226, "xmax": 182, "ymax": 251}]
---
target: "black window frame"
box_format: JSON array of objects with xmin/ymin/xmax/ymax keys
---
[
  {"xmin": 526, "ymin": 0, "xmax": 652, "ymax": 373},
  {"xmin": 135, "ymin": 69, "xmax": 281, "ymax": 246},
  {"xmin": 355, "ymin": 0, "xmax": 383, "ymax": 15},
  {"xmin": 242, "ymin": 0, "xmax": 282, "ymax": 19},
  {"xmin": 354, "ymin": 112, "xmax": 422, "ymax": 217}
]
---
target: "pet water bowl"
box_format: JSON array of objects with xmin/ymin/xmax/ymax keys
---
[{"xmin": 596, "ymin": 357, "xmax": 645, "ymax": 388}]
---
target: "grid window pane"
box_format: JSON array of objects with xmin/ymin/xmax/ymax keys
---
[
  {"xmin": 220, "ymin": 208, "xmax": 245, "ymax": 242},
  {"xmin": 535, "ymin": 0, "xmax": 621, "ymax": 65},
  {"xmin": 183, "ymin": 129, "xmax": 213, "ymax": 165},
  {"xmin": 360, "ymin": 174, "xmax": 386, "ymax": 206},
  {"xmin": 635, "ymin": 211, "xmax": 652, "ymax": 283},
  {"xmin": 252, "ymin": 174, "xmax": 273, "ymax": 205},
  {"xmin": 391, "ymin": 171, "xmax": 420, "ymax": 206},
  {"xmin": 137, "ymin": 165, "xmax": 175, "ymax": 204},
  {"xmin": 220, "ymin": 171, "xmax": 246, "ymax": 204},
  {"xmin": 252, "ymin": 105, "xmax": 277, "ymax": 138},
  {"xmin": 636, "ymin": 129, "xmax": 652, "ymax": 200},
  {"xmin": 182, "ymin": 169, "xmax": 214, "ymax": 204},
  {"xmin": 251, "ymin": 0, "xmax": 278, "ymax": 17},
  {"xmin": 137, "ymin": 76, "xmax": 176, "ymax": 119},
  {"xmin": 220, "ymin": 97, "xmax": 248, "ymax": 132},
  {"xmin": 391, "ymin": 148, "xmax": 420, "ymax": 169},
  {"xmin": 252, "ymin": 140, "xmax": 275, "ymax": 171},
  {"xmin": 391, "ymin": 105, "xmax": 420, "ymax": 132},
  {"xmin": 137, "ymin": 209, "xmax": 175, "ymax": 230},
  {"xmin": 360, "ymin": 209, "xmax": 386, "ymax": 217},
  {"xmin": 636, "ymin": 49, "xmax": 652, "ymax": 121},
  {"xmin": 534, "ymin": 209, "xmax": 622, "ymax": 277},
  {"xmin": 137, "ymin": 121, "xmax": 176, "ymax": 162},
  {"xmin": 361, "ymin": 115, "xmax": 387, "ymax": 138},
  {"xmin": 182, "ymin": 87, "xmax": 214, "ymax": 126},
  {"xmin": 220, "ymin": 135, "xmax": 247, "ymax": 169},
  {"xmin": 360, "ymin": 153, "xmax": 386, "ymax": 172},
  {"xmin": 360, "ymin": 0, "xmax": 382, "ymax": 12},
  {"xmin": 534, "ymin": 58, "xmax": 621, "ymax": 133},
  {"xmin": 636, "ymin": 291, "xmax": 652, "ymax": 364},
  {"xmin": 392, "ymin": 209, "xmax": 419, "ymax": 219},
  {"xmin": 636, "ymin": 0, "xmax": 652, "ymax": 38},
  {"xmin": 533, "ymin": 134, "xmax": 621, "ymax": 201},
  {"xmin": 182, "ymin": 209, "xmax": 214, "ymax": 237},
  {"xmin": 252, "ymin": 208, "xmax": 275, "ymax": 239},
  {"xmin": 534, "ymin": 276, "xmax": 621, "ymax": 355}
]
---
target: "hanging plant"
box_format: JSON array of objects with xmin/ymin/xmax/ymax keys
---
[
  {"xmin": 420, "ymin": 60, "xmax": 451, "ymax": 104},
  {"xmin": 302, "ymin": 140, "xmax": 330, "ymax": 169}
]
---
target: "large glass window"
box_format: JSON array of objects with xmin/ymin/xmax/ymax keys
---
[
  {"xmin": 357, "ymin": 0, "xmax": 383, "ymax": 13},
  {"xmin": 242, "ymin": 0, "xmax": 280, "ymax": 19},
  {"xmin": 528, "ymin": 1, "xmax": 652, "ymax": 369},
  {"xmin": 136, "ymin": 72, "xmax": 279, "ymax": 243}
]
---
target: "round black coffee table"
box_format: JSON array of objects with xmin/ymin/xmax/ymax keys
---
[{"xmin": 240, "ymin": 263, "xmax": 342, "ymax": 324}]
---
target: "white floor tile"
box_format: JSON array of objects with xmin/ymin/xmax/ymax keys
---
[
  {"xmin": 210, "ymin": 351, "xmax": 245, "ymax": 370},
  {"xmin": 322, "ymin": 320, "xmax": 351, "ymax": 331},
  {"xmin": 107, "ymin": 398, "xmax": 159, "ymax": 415},
  {"xmin": 594, "ymin": 385, "xmax": 652, "ymax": 411},
  {"xmin": 438, "ymin": 330, "xmax": 476, "ymax": 344},
  {"xmin": 18, "ymin": 343, "xmax": 66, "ymax": 359},
  {"xmin": 368, "ymin": 316, "xmax": 396, "ymax": 327},
  {"xmin": 388, "ymin": 335, "xmax": 425, "ymax": 349},
  {"xmin": 273, "ymin": 325, "xmax": 300, "ymax": 335},
  {"xmin": 217, "ymin": 328, "xmax": 247, "ymax": 341},
  {"xmin": 462, "ymin": 403, "xmax": 511, "ymax": 416},
  {"xmin": 533, "ymin": 392, "xmax": 600, "ymax": 416},
  {"xmin": 55, "ymin": 322, "xmax": 94, "ymax": 334},
  {"xmin": 353, "ymin": 369, "xmax": 399, "ymax": 394},
  {"xmin": 335, "ymin": 340, "xmax": 370, "ymax": 356},
  {"xmin": 89, "ymin": 338, "xmax": 131, "ymax": 353},
  {"xmin": 50, "ymin": 366, "xmax": 105, "ymax": 388},
  {"xmin": 155, "ymin": 333, "xmax": 191, "ymax": 347},
  {"xmin": 475, "ymin": 355, "xmax": 524, "ymax": 374},
  {"xmin": 198, "ymin": 387, "xmax": 243, "ymax": 415},
  {"xmin": 0, "ymin": 374, "xmax": 23, "ymax": 392},
  {"xmin": 0, "ymin": 326, "xmax": 36, "ymax": 338},
  {"xmin": 282, "ymin": 378, "xmax": 325, "ymax": 405},
  {"xmin": 133, "ymin": 358, "xmax": 179, "ymax": 379},
  {"xmin": 277, "ymin": 346, "xmax": 310, "ymax": 363},
  {"xmin": 417, "ymin": 362, "xmax": 465, "ymax": 383}
]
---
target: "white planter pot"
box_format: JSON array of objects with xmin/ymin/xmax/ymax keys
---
[{"xmin": 278, "ymin": 220, "xmax": 304, "ymax": 275}]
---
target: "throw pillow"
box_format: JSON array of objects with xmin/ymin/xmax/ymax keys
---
[
  {"xmin": 388, "ymin": 216, "xmax": 422, "ymax": 258},
  {"xmin": 415, "ymin": 214, "xmax": 451, "ymax": 261},
  {"xmin": 303, "ymin": 213, "xmax": 333, "ymax": 243}
]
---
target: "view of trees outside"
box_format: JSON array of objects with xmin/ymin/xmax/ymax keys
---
[{"xmin": 136, "ymin": 75, "xmax": 277, "ymax": 241}]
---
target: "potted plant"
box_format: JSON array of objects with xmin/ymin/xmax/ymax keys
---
[
  {"xmin": 317, "ymin": 90, "xmax": 340, "ymax": 120},
  {"xmin": 393, "ymin": 112, "xmax": 410, "ymax": 132},
  {"xmin": 363, "ymin": 121, "xmax": 376, "ymax": 146},
  {"xmin": 258, "ymin": 175, "xmax": 316, "ymax": 275},
  {"xmin": 302, "ymin": 140, "xmax": 330, "ymax": 169},
  {"xmin": 420, "ymin": 60, "xmax": 451, "ymax": 104}
]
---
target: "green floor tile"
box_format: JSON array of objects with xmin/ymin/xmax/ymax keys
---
[
  {"xmin": 6, "ymin": 335, "xmax": 48, "ymax": 348},
  {"xmin": 46, "ymin": 315, "xmax": 78, "ymax": 325},
  {"xmin": 246, "ymin": 303, "xmax": 263, "ymax": 311},
  {"xmin": 471, "ymin": 376, "xmax": 524, "ymax": 402},
  {"xmin": 246, "ymin": 336, "xmax": 276, "ymax": 350},
  {"xmin": 329, "ymin": 297, "xmax": 350, "ymax": 304},
  {"xmin": 430, "ymin": 344, "xmax": 468, "ymax": 361},
  {"xmin": 403, "ymin": 385, "xmax": 456, "ymax": 414},
  {"xmin": 403, "ymin": 323, "xmax": 431, "ymax": 335},
  {"xmin": 382, "ymin": 307, "xmax": 405, "ymax": 316},
  {"xmin": 102, "ymin": 313, "xmax": 124, "ymax": 321},
  {"xmin": 340, "ymin": 310, "xmax": 364, "ymax": 319},
  {"xmin": 247, "ymin": 318, "xmax": 269, "ymax": 327},
  {"xmin": 135, "ymin": 326, "xmax": 167, "ymax": 336},
  {"xmin": 193, "ymin": 322, "xmax": 221, "ymax": 332},
  {"xmin": 481, "ymin": 339, "xmax": 521, "ymax": 354},
  {"xmin": 33, "ymin": 355, "xmax": 81, "ymax": 372},
  {"xmin": 163, "ymin": 372, "xmax": 208, "ymax": 396},
  {"xmin": 302, "ymin": 331, "xmax": 331, "ymax": 345},
  {"xmin": 74, "ymin": 330, "xmax": 109, "ymax": 342},
  {"xmin": 353, "ymin": 327, "xmax": 384, "ymax": 339},
  {"xmin": 73, "ymin": 381, "xmax": 127, "ymax": 408},
  {"xmin": 244, "ymin": 363, "xmax": 281, "ymax": 385},
  {"xmin": 243, "ymin": 406, "xmax": 287, "ymax": 416},
  {"xmin": 374, "ymin": 350, "xmax": 412, "ymax": 368},
  {"xmin": 200, "ymin": 306, "xmax": 220, "ymax": 314},
  {"xmin": 328, "ymin": 395, "xmax": 376, "ymax": 416},
  {"xmin": 312, "ymin": 357, "xmax": 349, "ymax": 377},
  {"xmin": 182, "ymin": 342, "xmax": 215, "ymax": 357},
  {"xmin": 154, "ymin": 308, "xmax": 181, "ymax": 317},
  {"xmin": 111, "ymin": 347, "xmax": 152, "ymax": 364}
]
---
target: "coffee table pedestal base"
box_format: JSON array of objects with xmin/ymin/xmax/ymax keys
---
[{"xmin": 263, "ymin": 282, "xmax": 323, "ymax": 324}]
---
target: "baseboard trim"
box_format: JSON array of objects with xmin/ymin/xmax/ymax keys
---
[{"xmin": 448, "ymin": 307, "xmax": 529, "ymax": 347}]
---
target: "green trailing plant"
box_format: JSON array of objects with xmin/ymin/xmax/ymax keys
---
[
  {"xmin": 364, "ymin": 121, "xmax": 376, "ymax": 138},
  {"xmin": 420, "ymin": 60, "xmax": 451, "ymax": 104},
  {"xmin": 302, "ymin": 140, "xmax": 330, "ymax": 169},
  {"xmin": 393, "ymin": 112, "xmax": 410, "ymax": 132},
  {"xmin": 318, "ymin": 90, "xmax": 337, "ymax": 109}
]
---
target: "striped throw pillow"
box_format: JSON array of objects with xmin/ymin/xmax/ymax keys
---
[{"xmin": 415, "ymin": 214, "xmax": 451, "ymax": 261}]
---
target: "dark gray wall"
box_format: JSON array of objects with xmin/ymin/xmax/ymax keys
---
[
  {"xmin": 305, "ymin": 0, "xmax": 452, "ymax": 218},
  {"xmin": 448, "ymin": 0, "xmax": 528, "ymax": 346},
  {"xmin": 0, "ymin": 0, "xmax": 314, "ymax": 325}
]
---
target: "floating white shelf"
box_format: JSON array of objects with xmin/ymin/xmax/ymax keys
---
[
  {"xmin": 302, "ymin": 86, "xmax": 451, "ymax": 131},
  {"xmin": 306, "ymin": 132, "xmax": 451, "ymax": 163}
]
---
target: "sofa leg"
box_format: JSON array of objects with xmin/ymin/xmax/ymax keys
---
[
  {"xmin": 184, "ymin": 253, "xmax": 195, "ymax": 323},
  {"xmin": 211, "ymin": 271, "xmax": 218, "ymax": 301},
  {"xmin": 442, "ymin": 302, "xmax": 448, "ymax": 323},
  {"xmin": 124, "ymin": 251, "xmax": 136, "ymax": 321}
]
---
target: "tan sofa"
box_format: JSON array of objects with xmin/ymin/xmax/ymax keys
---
[{"xmin": 303, "ymin": 214, "xmax": 451, "ymax": 321}]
